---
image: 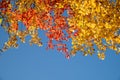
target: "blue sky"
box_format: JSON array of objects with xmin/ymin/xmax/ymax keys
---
[
  {"xmin": 0, "ymin": 22, "xmax": 120, "ymax": 80},
  {"xmin": 0, "ymin": 0, "xmax": 120, "ymax": 79}
]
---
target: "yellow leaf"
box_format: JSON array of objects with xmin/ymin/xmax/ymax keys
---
[
  {"xmin": 98, "ymin": 53, "xmax": 105, "ymax": 60},
  {"xmin": 91, "ymin": 0, "xmax": 96, "ymax": 8},
  {"xmin": 105, "ymin": 23, "xmax": 112, "ymax": 29},
  {"xmin": 0, "ymin": 18, "xmax": 2, "ymax": 24}
]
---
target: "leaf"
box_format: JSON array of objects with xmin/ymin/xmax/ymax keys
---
[
  {"xmin": 0, "ymin": 18, "xmax": 2, "ymax": 24},
  {"xmin": 98, "ymin": 53, "xmax": 105, "ymax": 60}
]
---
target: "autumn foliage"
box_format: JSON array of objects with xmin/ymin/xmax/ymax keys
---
[{"xmin": 0, "ymin": 0, "xmax": 120, "ymax": 60}]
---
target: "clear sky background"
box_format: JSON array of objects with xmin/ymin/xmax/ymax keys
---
[
  {"xmin": 0, "ymin": 22, "xmax": 120, "ymax": 80},
  {"xmin": 0, "ymin": 1, "xmax": 120, "ymax": 80}
]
